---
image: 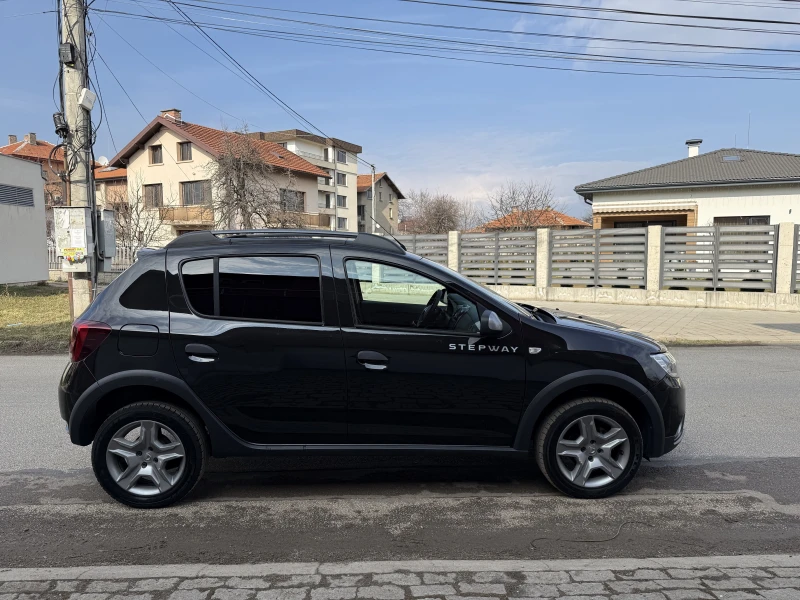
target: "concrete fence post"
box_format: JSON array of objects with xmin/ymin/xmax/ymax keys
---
[
  {"xmin": 775, "ymin": 222, "xmax": 796, "ymax": 295},
  {"xmin": 646, "ymin": 225, "xmax": 663, "ymax": 292},
  {"xmin": 447, "ymin": 230, "xmax": 461, "ymax": 272},
  {"xmin": 536, "ymin": 228, "xmax": 550, "ymax": 288}
]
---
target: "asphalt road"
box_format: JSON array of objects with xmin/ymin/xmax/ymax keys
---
[{"xmin": 0, "ymin": 347, "xmax": 799, "ymax": 567}]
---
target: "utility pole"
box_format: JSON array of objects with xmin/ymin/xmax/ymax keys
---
[
  {"xmin": 371, "ymin": 165, "xmax": 377, "ymax": 234},
  {"xmin": 61, "ymin": 0, "xmax": 96, "ymax": 316},
  {"xmin": 331, "ymin": 143, "xmax": 338, "ymax": 231}
]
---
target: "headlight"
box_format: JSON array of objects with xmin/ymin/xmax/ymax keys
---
[{"xmin": 652, "ymin": 352, "xmax": 679, "ymax": 378}]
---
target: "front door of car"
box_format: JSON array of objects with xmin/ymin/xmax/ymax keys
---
[
  {"xmin": 167, "ymin": 248, "xmax": 347, "ymax": 445},
  {"xmin": 335, "ymin": 256, "xmax": 526, "ymax": 446}
]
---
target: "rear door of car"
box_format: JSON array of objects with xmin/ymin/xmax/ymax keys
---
[{"xmin": 166, "ymin": 241, "xmax": 347, "ymax": 445}]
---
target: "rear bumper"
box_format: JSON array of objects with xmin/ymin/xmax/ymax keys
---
[{"xmin": 58, "ymin": 361, "xmax": 96, "ymax": 429}]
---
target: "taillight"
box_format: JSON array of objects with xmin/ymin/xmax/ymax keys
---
[{"xmin": 69, "ymin": 321, "xmax": 112, "ymax": 362}]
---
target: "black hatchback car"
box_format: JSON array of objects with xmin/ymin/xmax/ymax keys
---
[{"xmin": 59, "ymin": 230, "xmax": 685, "ymax": 508}]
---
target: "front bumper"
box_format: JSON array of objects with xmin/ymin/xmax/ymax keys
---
[{"xmin": 648, "ymin": 374, "xmax": 686, "ymax": 457}]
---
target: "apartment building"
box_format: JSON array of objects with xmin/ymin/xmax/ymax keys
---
[
  {"xmin": 251, "ymin": 129, "xmax": 362, "ymax": 232},
  {"xmin": 109, "ymin": 110, "xmax": 330, "ymax": 242},
  {"xmin": 356, "ymin": 172, "xmax": 404, "ymax": 234}
]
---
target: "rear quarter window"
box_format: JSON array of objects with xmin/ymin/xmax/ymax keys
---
[{"xmin": 119, "ymin": 269, "xmax": 168, "ymax": 311}]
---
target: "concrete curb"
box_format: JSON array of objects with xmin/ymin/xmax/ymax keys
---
[{"xmin": 1, "ymin": 555, "xmax": 799, "ymax": 581}]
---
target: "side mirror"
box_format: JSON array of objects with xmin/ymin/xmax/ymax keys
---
[{"xmin": 480, "ymin": 310, "xmax": 504, "ymax": 337}]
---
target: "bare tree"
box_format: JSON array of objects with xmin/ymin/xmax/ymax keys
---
[
  {"xmin": 483, "ymin": 180, "xmax": 561, "ymax": 231},
  {"xmin": 400, "ymin": 190, "xmax": 460, "ymax": 234},
  {"xmin": 456, "ymin": 198, "xmax": 482, "ymax": 232},
  {"xmin": 113, "ymin": 173, "xmax": 169, "ymax": 251},
  {"xmin": 209, "ymin": 129, "xmax": 308, "ymax": 230}
]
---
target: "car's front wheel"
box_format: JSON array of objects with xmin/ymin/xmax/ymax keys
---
[
  {"xmin": 91, "ymin": 401, "xmax": 207, "ymax": 508},
  {"xmin": 535, "ymin": 398, "xmax": 643, "ymax": 498}
]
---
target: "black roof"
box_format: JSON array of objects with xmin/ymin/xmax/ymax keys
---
[{"xmin": 165, "ymin": 229, "xmax": 406, "ymax": 253}]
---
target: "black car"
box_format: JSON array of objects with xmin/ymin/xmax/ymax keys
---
[{"xmin": 59, "ymin": 230, "xmax": 685, "ymax": 508}]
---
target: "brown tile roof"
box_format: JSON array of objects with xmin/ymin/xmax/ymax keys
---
[
  {"xmin": 482, "ymin": 209, "xmax": 590, "ymax": 231},
  {"xmin": 111, "ymin": 117, "xmax": 329, "ymax": 178},
  {"xmin": 0, "ymin": 138, "xmax": 64, "ymax": 163},
  {"xmin": 94, "ymin": 166, "xmax": 127, "ymax": 181},
  {"xmin": 356, "ymin": 172, "xmax": 406, "ymax": 199}
]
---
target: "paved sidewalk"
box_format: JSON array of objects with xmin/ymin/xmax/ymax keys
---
[
  {"xmin": 2, "ymin": 556, "xmax": 800, "ymax": 600},
  {"xmin": 527, "ymin": 300, "xmax": 800, "ymax": 345}
]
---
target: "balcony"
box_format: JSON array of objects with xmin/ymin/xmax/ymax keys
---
[
  {"xmin": 300, "ymin": 213, "xmax": 332, "ymax": 228},
  {"xmin": 160, "ymin": 205, "xmax": 214, "ymax": 224},
  {"xmin": 298, "ymin": 149, "xmax": 331, "ymax": 163}
]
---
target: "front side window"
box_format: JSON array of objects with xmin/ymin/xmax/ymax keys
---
[
  {"xmin": 149, "ymin": 145, "xmax": 163, "ymax": 165},
  {"xmin": 181, "ymin": 180, "xmax": 211, "ymax": 206},
  {"xmin": 336, "ymin": 149, "xmax": 347, "ymax": 163},
  {"xmin": 345, "ymin": 260, "xmax": 480, "ymax": 333}
]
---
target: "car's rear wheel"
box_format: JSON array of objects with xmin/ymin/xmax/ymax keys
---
[
  {"xmin": 91, "ymin": 402, "xmax": 207, "ymax": 508},
  {"xmin": 535, "ymin": 398, "xmax": 643, "ymax": 498}
]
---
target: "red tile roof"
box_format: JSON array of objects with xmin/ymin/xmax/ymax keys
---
[
  {"xmin": 357, "ymin": 172, "xmax": 386, "ymax": 192},
  {"xmin": 0, "ymin": 139, "xmax": 64, "ymax": 163},
  {"xmin": 94, "ymin": 166, "xmax": 127, "ymax": 181},
  {"xmin": 481, "ymin": 209, "xmax": 591, "ymax": 231},
  {"xmin": 111, "ymin": 117, "xmax": 328, "ymax": 178}
]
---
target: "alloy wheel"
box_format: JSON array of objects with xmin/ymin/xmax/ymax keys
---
[{"xmin": 555, "ymin": 414, "xmax": 631, "ymax": 488}]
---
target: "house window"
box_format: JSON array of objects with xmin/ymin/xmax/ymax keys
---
[
  {"xmin": 389, "ymin": 207, "xmax": 393, "ymax": 220},
  {"xmin": 336, "ymin": 149, "xmax": 347, "ymax": 163},
  {"xmin": 357, "ymin": 205, "xmax": 365, "ymax": 218},
  {"xmin": 713, "ymin": 215, "xmax": 770, "ymax": 226},
  {"xmin": 389, "ymin": 193, "xmax": 394, "ymax": 203},
  {"xmin": 278, "ymin": 142, "xmax": 288, "ymax": 149},
  {"xmin": 337, "ymin": 217, "xmax": 348, "ymax": 230},
  {"xmin": 280, "ymin": 189, "xmax": 306, "ymax": 212},
  {"xmin": 336, "ymin": 173, "xmax": 347, "ymax": 186},
  {"xmin": 143, "ymin": 184, "xmax": 163, "ymax": 208},
  {"xmin": 149, "ymin": 145, "xmax": 163, "ymax": 164},
  {"xmin": 379, "ymin": 191, "xmax": 383, "ymax": 201},
  {"xmin": 367, "ymin": 189, "xmax": 373, "ymax": 199},
  {"xmin": 180, "ymin": 180, "xmax": 211, "ymax": 206},
  {"xmin": 178, "ymin": 142, "xmax": 192, "ymax": 162},
  {"xmin": 337, "ymin": 194, "xmax": 347, "ymax": 208}
]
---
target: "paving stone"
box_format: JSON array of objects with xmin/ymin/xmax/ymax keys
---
[
  {"xmin": 612, "ymin": 594, "xmax": 667, "ymax": 600},
  {"xmin": 0, "ymin": 595, "xmax": 17, "ymax": 600},
  {"xmin": 132, "ymin": 579, "xmax": 180, "ymax": 592},
  {"xmin": 256, "ymin": 588, "xmax": 309, "ymax": 600},
  {"xmin": 720, "ymin": 570, "xmax": 773, "ymax": 579},
  {"xmin": 17, "ymin": 595, "xmax": 45, "ymax": 600},
  {"xmin": 167, "ymin": 592, "xmax": 209, "ymax": 600},
  {"xmin": 180, "ymin": 580, "xmax": 227, "ymax": 590},
  {"xmin": 759, "ymin": 580, "xmax": 800, "ymax": 590},
  {"xmin": 356, "ymin": 585, "xmax": 405, "ymax": 600},
  {"xmin": 622, "ymin": 570, "xmax": 671, "ymax": 580},
  {"xmin": 523, "ymin": 573, "xmax": 571, "ymax": 585},
  {"xmin": 109, "ymin": 595, "xmax": 153, "ymax": 600},
  {"xmin": 67, "ymin": 594, "xmax": 110, "ymax": 600},
  {"xmin": 86, "ymin": 582, "xmax": 129, "ymax": 593},
  {"xmin": 226, "ymin": 579, "xmax": 271, "ymax": 590},
  {"xmin": 372, "ymin": 574, "xmax": 421, "ymax": 586},
  {"xmin": 424, "ymin": 574, "xmax": 458, "ymax": 584},
  {"xmin": 277, "ymin": 577, "xmax": 322, "ymax": 588},
  {"xmin": 410, "ymin": 585, "xmax": 457, "ymax": 597},
  {"xmin": 325, "ymin": 578, "xmax": 365, "ymax": 588},
  {"xmin": 310, "ymin": 588, "xmax": 357, "ymax": 600},
  {"xmin": 211, "ymin": 590, "xmax": 255, "ymax": 600},
  {"xmin": 570, "ymin": 571, "xmax": 616, "ymax": 582},
  {"xmin": 55, "ymin": 582, "xmax": 83, "ymax": 592},
  {"xmin": 758, "ymin": 591, "xmax": 800, "ymax": 600},
  {"xmin": 512, "ymin": 584, "xmax": 559, "ymax": 597},
  {"xmin": 458, "ymin": 583, "xmax": 506, "ymax": 595},
  {"xmin": 471, "ymin": 573, "xmax": 515, "ymax": 585},
  {"xmin": 711, "ymin": 593, "xmax": 762, "ymax": 600},
  {"xmin": 559, "ymin": 583, "xmax": 608, "ymax": 595},
  {"xmin": 446, "ymin": 597, "xmax": 506, "ymax": 600},
  {"xmin": 661, "ymin": 581, "xmax": 705, "ymax": 590},
  {"xmin": 664, "ymin": 590, "xmax": 715, "ymax": 600},
  {"xmin": 609, "ymin": 580, "xmax": 664, "ymax": 593},
  {"xmin": 705, "ymin": 580, "xmax": 759, "ymax": 591},
  {"xmin": 670, "ymin": 570, "xmax": 724, "ymax": 580},
  {"xmin": 770, "ymin": 571, "xmax": 800, "ymax": 579},
  {"xmin": 0, "ymin": 584, "xmax": 50, "ymax": 593}
]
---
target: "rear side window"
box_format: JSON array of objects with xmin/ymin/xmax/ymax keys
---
[
  {"xmin": 181, "ymin": 259, "xmax": 214, "ymax": 315},
  {"xmin": 219, "ymin": 256, "xmax": 321, "ymax": 323}
]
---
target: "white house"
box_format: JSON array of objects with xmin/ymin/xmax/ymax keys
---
[
  {"xmin": 0, "ymin": 153, "xmax": 48, "ymax": 284},
  {"xmin": 576, "ymin": 140, "xmax": 800, "ymax": 229}
]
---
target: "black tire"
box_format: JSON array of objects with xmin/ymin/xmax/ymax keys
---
[
  {"xmin": 535, "ymin": 397, "xmax": 643, "ymax": 499},
  {"xmin": 92, "ymin": 401, "xmax": 207, "ymax": 509}
]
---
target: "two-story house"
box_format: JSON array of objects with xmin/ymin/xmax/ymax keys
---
[
  {"xmin": 355, "ymin": 172, "xmax": 404, "ymax": 234},
  {"xmin": 108, "ymin": 110, "xmax": 331, "ymax": 240},
  {"xmin": 250, "ymin": 129, "xmax": 362, "ymax": 232}
]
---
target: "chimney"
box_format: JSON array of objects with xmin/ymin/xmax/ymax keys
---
[
  {"xmin": 686, "ymin": 138, "xmax": 702, "ymax": 158},
  {"xmin": 8, "ymin": 134, "xmax": 17, "ymax": 145},
  {"xmin": 24, "ymin": 133, "xmax": 37, "ymax": 145},
  {"xmin": 160, "ymin": 108, "xmax": 182, "ymax": 124}
]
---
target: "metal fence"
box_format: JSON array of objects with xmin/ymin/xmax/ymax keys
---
[
  {"xmin": 395, "ymin": 234, "xmax": 448, "ymax": 266},
  {"xmin": 550, "ymin": 228, "xmax": 648, "ymax": 288},
  {"xmin": 48, "ymin": 246, "xmax": 136, "ymax": 273},
  {"xmin": 458, "ymin": 231, "xmax": 537, "ymax": 285},
  {"xmin": 662, "ymin": 225, "xmax": 778, "ymax": 292}
]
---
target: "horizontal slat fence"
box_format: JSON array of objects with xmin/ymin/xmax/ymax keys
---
[
  {"xmin": 794, "ymin": 224, "xmax": 800, "ymax": 293},
  {"xmin": 459, "ymin": 231, "xmax": 537, "ymax": 285},
  {"xmin": 550, "ymin": 228, "xmax": 647, "ymax": 288},
  {"xmin": 395, "ymin": 234, "xmax": 448, "ymax": 266},
  {"xmin": 662, "ymin": 225, "xmax": 777, "ymax": 292}
]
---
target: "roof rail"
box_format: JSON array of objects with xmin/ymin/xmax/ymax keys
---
[{"xmin": 164, "ymin": 229, "xmax": 406, "ymax": 253}]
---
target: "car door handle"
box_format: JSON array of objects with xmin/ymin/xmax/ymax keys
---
[
  {"xmin": 185, "ymin": 343, "xmax": 218, "ymax": 363},
  {"xmin": 357, "ymin": 351, "xmax": 388, "ymax": 371}
]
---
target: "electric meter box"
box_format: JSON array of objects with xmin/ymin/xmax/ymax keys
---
[
  {"xmin": 97, "ymin": 209, "xmax": 116, "ymax": 273},
  {"xmin": 53, "ymin": 207, "xmax": 93, "ymax": 273}
]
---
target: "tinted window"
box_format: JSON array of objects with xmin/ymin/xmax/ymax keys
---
[
  {"xmin": 181, "ymin": 259, "xmax": 214, "ymax": 315},
  {"xmin": 119, "ymin": 269, "xmax": 167, "ymax": 311},
  {"xmin": 219, "ymin": 256, "xmax": 321, "ymax": 323}
]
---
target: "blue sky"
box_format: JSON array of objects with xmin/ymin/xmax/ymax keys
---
[{"xmin": 4, "ymin": 0, "xmax": 800, "ymax": 217}]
